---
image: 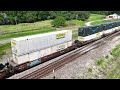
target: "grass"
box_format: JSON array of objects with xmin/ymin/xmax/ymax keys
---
[
  {"xmin": 87, "ymin": 14, "xmax": 105, "ymax": 21},
  {"xmin": 105, "ymin": 44, "xmax": 120, "ymax": 78},
  {"xmin": 0, "ymin": 43, "xmax": 11, "ymax": 57},
  {"xmin": 107, "ymin": 60, "xmax": 120, "ymax": 79},
  {"xmin": 88, "ymin": 68, "xmax": 92, "ymax": 73},
  {"xmin": 91, "ymin": 19, "xmax": 120, "ymax": 25},
  {"xmin": 0, "ymin": 27, "xmax": 56, "ymax": 40},
  {"xmin": 110, "ymin": 44, "xmax": 120, "ymax": 57},
  {"xmin": 0, "ymin": 20, "xmax": 86, "ymax": 40},
  {"xmin": 0, "ymin": 20, "xmax": 85, "ymax": 35},
  {"xmin": 96, "ymin": 58, "xmax": 104, "ymax": 66},
  {"xmin": 72, "ymin": 30, "xmax": 78, "ymax": 40},
  {"xmin": 85, "ymin": 43, "xmax": 120, "ymax": 79},
  {"xmin": 0, "ymin": 20, "xmax": 52, "ymax": 35},
  {"xmin": 66, "ymin": 20, "xmax": 85, "ymax": 27}
]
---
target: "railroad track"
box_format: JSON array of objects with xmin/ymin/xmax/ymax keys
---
[{"xmin": 19, "ymin": 31, "xmax": 120, "ymax": 79}]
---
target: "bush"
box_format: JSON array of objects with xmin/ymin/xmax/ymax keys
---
[
  {"xmin": 111, "ymin": 44, "xmax": 120, "ymax": 57},
  {"xmin": 51, "ymin": 16, "xmax": 66, "ymax": 28},
  {"xmin": 97, "ymin": 58, "xmax": 104, "ymax": 66},
  {"xmin": 0, "ymin": 16, "xmax": 3, "ymax": 24}
]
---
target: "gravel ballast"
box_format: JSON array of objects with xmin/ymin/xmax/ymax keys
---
[{"xmin": 42, "ymin": 35, "xmax": 120, "ymax": 79}]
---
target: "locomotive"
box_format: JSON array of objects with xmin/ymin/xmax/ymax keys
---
[{"xmin": 0, "ymin": 21, "xmax": 120, "ymax": 79}]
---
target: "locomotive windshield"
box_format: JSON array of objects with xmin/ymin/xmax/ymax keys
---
[{"xmin": 78, "ymin": 28, "xmax": 84, "ymax": 36}]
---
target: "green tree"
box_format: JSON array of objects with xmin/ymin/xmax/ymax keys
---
[
  {"xmin": 51, "ymin": 16, "xmax": 66, "ymax": 28},
  {"xmin": 0, "ymin": 11, "xmax": 91, "ymax": 25}
]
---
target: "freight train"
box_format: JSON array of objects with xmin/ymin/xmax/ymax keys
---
[{"xmin": 0, "ymin": 21, "xmax": 120, "ymax": 79}]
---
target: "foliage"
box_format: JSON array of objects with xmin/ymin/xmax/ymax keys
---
[
  {"xmin": 1, "ymin": 11, "xmax": 120, "ymax": 25},
  {"xmin": 0, "ymin": 11, "xmax": 91, "ymax": 25},
  {"xmin": 0, "ymin": 43, "xmax": 11, "ymax": 57},
  {"xmin": 88, "ymin": 68, "xmax": 92, "ymax": 72},
  {"xmin": 111, "ymin": 44, "xmax": 120, "ymax": 57},
  {"xmin": 88, "ymin": 14, "xmax": 105, "ymax": 21},
  {"xmin": 51, "ymin": 16, "xmax": 66, "ymax": 27},
  {"xmin": 97, "ymin": 58, "xmax": 104, "ymax": 66}
]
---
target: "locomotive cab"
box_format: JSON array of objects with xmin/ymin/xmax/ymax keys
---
[{"xmin": 77, "ymin": 25, "xmax": 103, "ymax": 45}]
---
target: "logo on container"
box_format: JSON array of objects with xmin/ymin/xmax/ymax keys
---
[
  {"xmin": 11, "ymin": 42, "xmax": 16, "ymax": 45},
  {"xmin": 56, "ymin": 33, "xmax": 66, "ymax": 39}
]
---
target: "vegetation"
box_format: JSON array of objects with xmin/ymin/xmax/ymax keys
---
[
  {"xmin": 83, "ymin": 43, "xmax": 120, "ymax": 79},
  {"xmin": 0, "ymin": 43, "xmax": 11, "ymax": 57},
  {"xmin": 0, "ymin": 20, "xmax": 52, "ymax": 35},
  {"xmin": 66, "ymin": 20, "xmax": 85, "ymax": 27},
  {"xmin": 96, "ymin": 58, "xmax": 104, "ymax": 66},
  {"xmin": 106, "ymin": 44, "xmax": 120, "ymax": 78},
  {"xmin": 91, "ymin": 19, "xmax": 120, "ymax": 25},
  {"xmin": 0, "ymin": 11, "xmax": 90, "ymax": 25},
  {"xmin": 72, "ymin": 30, "xmax": 78, "ymax": 40},
  {"xmin": 87, "ymin": 14, "xmax": 105, "ymax": 21},
  {"xmin": 51, "ymin": 16, "xmax": 66, "ymax": 28},
  {"xmin": 111, "ymin": 44, "xmax": 120, "ymax": 57},
  {"xmin": 88, "ymin": 68, "xmax": 92, "ymax": 73},
  {"xmin": 107, "ymin": 60, "xmax": 120, "ymax": 79},
  {"xmin": 0, "ymin": 27, "xmax": 56, "ymax": 40},
  {"xmin": 0, "ymin": 11, "xmax": 119, "ymax": 25}
]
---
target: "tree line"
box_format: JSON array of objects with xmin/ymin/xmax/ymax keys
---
[
  {"xmin": 0, "ymin": 11, "xmax": 119, "ymax": 25},
  {"xmin": 0, "ymin": 11, "xmax": 90, "ymax": 25}
]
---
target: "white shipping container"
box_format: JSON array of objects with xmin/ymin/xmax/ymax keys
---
[
  {"xmin": 12, "ymin": 41, "xmax": 72, "ymax": 64},
  {"xmin": 68, "ymin": 41, "xmax": 72, "ymax": 47},
  {"xmin": 11, "ymin": 39, "xmax": 29, "ymax": 55},
  {"xmin": 13, "ymin": 51, "xmax": 40, "ymax": 64},
  {"xmin": 29, "ymin": 51, "xmax": 40, "ymax": 61},
  {"xmin": 11, "ymin": 30, "xmax": 72, "ymax": 56},
  {"xmin": 39, "ymin": 41, "xmax": 72, "ymax": 58},
  {"xmin": 12, "ymin": 54, "xmax": 29, "ymax": 64}
]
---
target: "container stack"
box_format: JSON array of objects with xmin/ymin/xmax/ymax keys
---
[{"xmin": 11, "ymin": 30, "xmax": 72, "ymax": 65}]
